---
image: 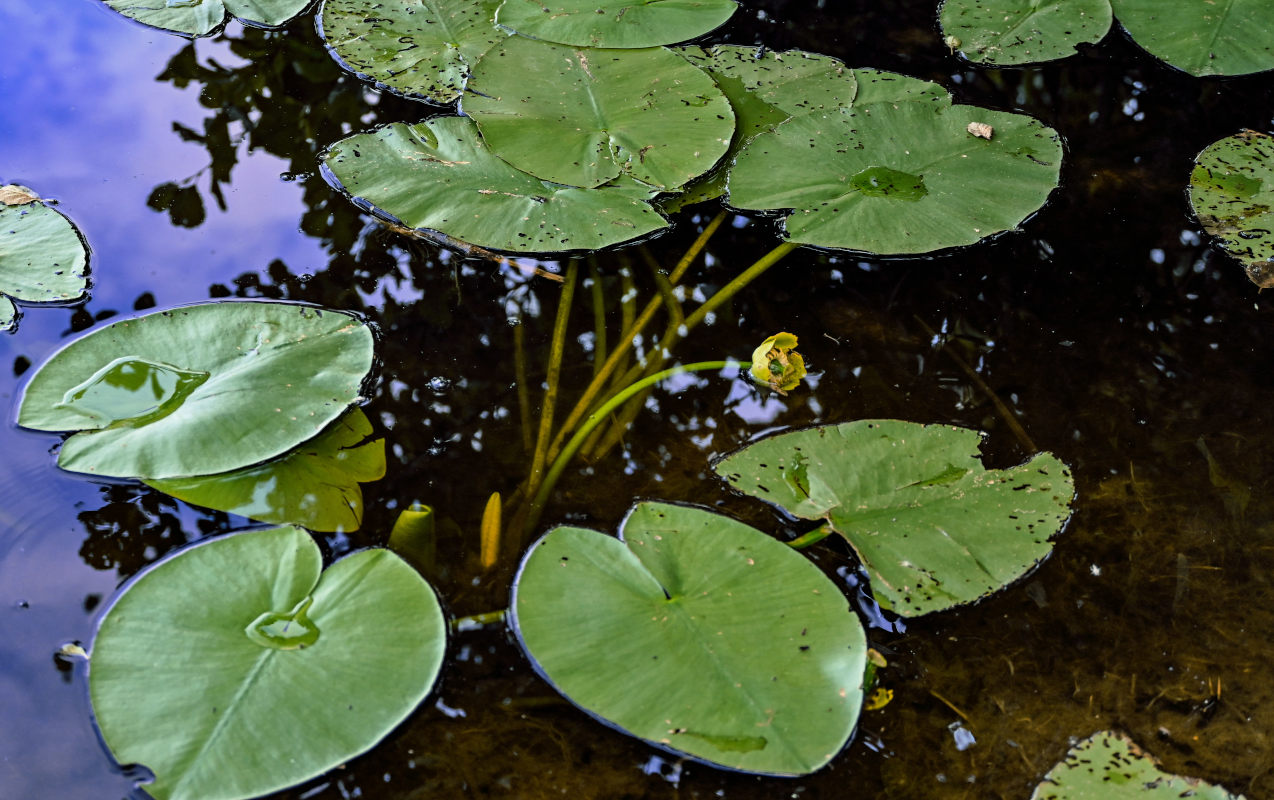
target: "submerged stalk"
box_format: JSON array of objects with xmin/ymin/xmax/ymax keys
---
[
  {"xmin": 524, "ymin": 261, "xmax": 579, "ymax": 505},
  {"xmin": 522, "ymin": 360, "xmax": 739, "ymax": 535}
]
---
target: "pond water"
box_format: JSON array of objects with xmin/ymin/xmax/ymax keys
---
[{"xmin": 2, "ymin": 1, "xmax": 1273, "ymax": 799}]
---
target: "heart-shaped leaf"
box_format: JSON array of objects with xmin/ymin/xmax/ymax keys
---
[
  {"xmin": 0, "ymin": 184, "xmax": 89, "ymax": 332},
  {"xmin": 464, "ymin": 37, "xmax": 734, "ymax": 190},
  {"xmin": 714, "ymin": 421, "xmax": 1075, "ymax": 617},
  {"xmin": 145, "ymin": 408, "xmax": 386, "ymax": 533},
  {"xmin": 495, "ymin": 0, "xmax": 737, "ymax": 49},
  {"xmin": 101, "ymin": 0, "xmax": 312, "ymax": 37},
  {"xmin": 939, "ymin": 0, "xmax": 1113, "ymax": 66},
  {"xmin": 727, "ymin": 101, "xmax": 1062, "ymax": 254},
  {"xmin": 89, "ymin": 526, "xmax": 447, "ymax": 800},
  {"xmin": 17, "ymin": 301, "xmax": 374, "ymax": 479},
  {"xmin": 322, "ymin": 116, "xmax": 669, "ymax": 253},
  {"xmin": 318, "ymin": 0, "xmax": 505, "ymax": 104},
  {"xmin": 1111, "ymin": 0, "xmax": 1274, "ymax": 77},
  {"xmin": 1030, "ymin": 731, "xmax": 1246, "ymax": 799},
  {"xmin": 512, "ymin": 501, "xmax": 868, "ymax": 775},
  {"xmin": 663, "ymin": 49, "xmax": 950, "ymax": 210},
  {"xmin": 1188, "ymin": 129, "xmax": 1274, "ymax": 289}
]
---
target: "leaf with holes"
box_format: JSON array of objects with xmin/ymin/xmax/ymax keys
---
[
  {"xmin": 714, "ymin": 420, "xmax": 1075, "ymax": 617},
  {"xmin": 17, "ymin": 301, "xmax": 374, "ymax": 479},
  {"xmin": 1030, "ymin": 731, "xmax": 1246, "ymax": 799},
  {"xmin": 318, "ymin": 0, "xmax": 506, "ymax": 104},
  {"xmin": 1188, "ymin": 129, "xmax": 1274, "ymax": 289},
  {"xmin": 495, "ymin": 0, "xmax": 737, "ymax": 49},
  {"xmin": 512, "ymin": 501, "xmax": 868, "ymax": 775},
  {"xmin": 939, "ymin": 0, "xmax": 1112, "ymax": 66},
  {"xmin": 90, "ymin": 526, "xmax": 446, "ymax": 800}
]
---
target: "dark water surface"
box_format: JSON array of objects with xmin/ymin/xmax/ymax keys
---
[{"xmin": 2, "ymin": 1, "xmax": 1273, "ymax": 798}]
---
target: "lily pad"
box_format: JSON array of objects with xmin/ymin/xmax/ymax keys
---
[
  {"xmin": 146, "ymin": 408, "xmax": 385, "ymax": 532},
  {"xmin": 322, "ymin": 116, "xmax": 669, "ymax": 253},
  {"xmin": 727, "ymin": 102, "xmax": 1062, "ymax": 254},
  {"xmin": 1111, "ymin": 0, "xmax": 1274, "ymax": 77},
  {"xmin": 101, "ymin": 0, "xmax": 312, "ymax": 37},
  {"xmin": 17, "ymin": 301, "xmax": 374, "ymax": 479},
  {"xmin": 713, "ymin": 421, "xmax": 1075, "ymax": 617},
  {"xmin": 664, "ymin": 48, "xmax": 950, "ymax": 209},
  {"xmin": 939, "ymin": 0, "xmax": 1113, "ymax": 66},
  {"xmin": 318, "ymin": 0, "xmax": 505, "ymax": 104},
  {"xmin": 1188, "ymin": 129, "xmax": 1274, "ymax": 289},
  {"xmin": 90, "ymin": 526, "xmax": 446, "ymax": 800},
  {"xmin": 464, "ymin": 37, "xmax": 734, "ymax": 190},
  {"xmin": 1030, "ymin": 731, "xmax": 1245, "ymax": 799},
  {"xmin": 495, "ymin": 0, "xmax": 737, "ymax": 49},
  {"xmin": 0, "ymin": 184, "xmax": 89, "ymax": 332},
  {"xmin": 512, "ymin": 501, "xmax": 868, "ymax": 775}
]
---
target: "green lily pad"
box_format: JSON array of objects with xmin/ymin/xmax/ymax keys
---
[
  {"xmin": 1111, "ymin": 0, "xmax": 1274, "ymax": 77},
  {"xmin": 727, "ymin": 101, "xmax": 1062, "ymax": 254},
  {"xmin": 318, "ymin": 0, "xmax": 505, "ymax": 104},
  {"xmin": 939, "ymin": 0, "xmax": 1113, "ymax": 66},
  {"xmin": 512, "ymin": 501, "xmax": 868, "ymax": 775},
  {"xmin": 495, "ymin": 0, "xmax": 737, "ymax": 49},
  {"xmin": 714, "ymin": 421, "xmax": 1075, "ymax": 617},
  {"xmin": 146, "ymin": 408, "xmax": 385, "ymax": 533},
  {"xmin": 1030, "ymin": 731, "xmax": 1246, "ymax": 799},
  {"xmin": 0, "ymin": 185, "xmax": 89, "ymax": 332},
  {"xmin": 17, "ymin": 301, "xmax": 374, "ymax": 479},
  {"xmin": 322, "ymin": 116, "xmax": 669, "ymax": 253},
  {"xmin": 102, "ymin": 0, "xmax": 312, "ymax": 37},
  {"xmin": 90, "ymin": 526, "xmax": 446, "ymax": 800},
  {"xmin": 464, "ymin": 37, "xmax": 734, "ymax": 190},
  {"xmin": 1188, "ymin": 129, "xmax": 1274, "ymax": 289},
  {"xmin": 663, "ymin": 49, "xmax": 950, "ymax": 210}
]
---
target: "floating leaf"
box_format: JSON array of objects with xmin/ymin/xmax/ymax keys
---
[
  {"xmin": 512, "ymin": 501, "xmax": 867, "ymax": 774},
  {"xmin": 939, "ymin": 0, "xmax": 1113, "ymax": 66},
  {"xmin": 1030, "ymin": 731, "xmax": 1246, "ymax": 799},
  {"xmin": 18, "ymin": 301, "xmax": 374, "ymax": 479},
  {"xmin": 0, "ymin": 184, "xmax": 89, "ymax": 332},
  {"xmin": 495, "ymin": 0, "xmax": 737, "ymax": 49},
  {"xmin": 714, "ymin": 421, "xmax": 1075, "ymax": 617},
  {"xmin": 318, "ymin": 0, "xmax": 505, "ymax": 104},
  {"xmin": 101, "ymin": 0, "xmax": 312, "ymax": 37},
  {"xmin": 90, "ymin": 526, "xmax": 446, "ymax": 800},
  {"xmin": 728, "ymin": 102, "xmax": 1062, "ymax": 254},
  {"xmin": 464, "ymin": 37, "xmax": 734, "ymax": 190},
  {"xmin": 322, "ymin": 116, "xmax": 669, "ymax": 253},
  {"xmin": 1111, "ymin": 0, "xmax": 1274, "ymax": 77},
  {"xmin": 1188, "ymin": 129, "xmax": 1274, "ymax": 289},
  {"xmin": 664, "ymin": 49, "xmax": 949, "ymax": 209},
  {"xmin": 145, "ymin": 408, "xmax": 385, "ymax": 532}
]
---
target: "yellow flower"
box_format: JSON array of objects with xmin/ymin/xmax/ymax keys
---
[{"xmin": 749, "ymin": 332, "xmax": 806, "ymax": 394}]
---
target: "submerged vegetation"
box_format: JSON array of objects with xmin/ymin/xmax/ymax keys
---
[{"xmin": 5, "ymin": 0, "xmax": 1274, "ymax": 797}]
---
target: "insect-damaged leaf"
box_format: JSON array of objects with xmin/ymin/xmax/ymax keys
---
[
  {"xmin": 1112, "ymin": 0, "xmax": 1274, "ymax": 77},
  {"xmin": 512, "ymin": 501, "xmax": 867, "ymax": 774},
  {"xmin": 714, "ymin": 420, "xmax": 1075, "ymax": 617},
  {"xmin": 495, "ymin": 0, "xmax": 737, "ymax": 49},
  {"xmin": 939, "ymin": 0, "xmax": 1112, "ymax": 67},
  {"xmin": 1030, "ymin": 730, "xmax": 1246, "ymax": 799},
  {"xmin": 0, "ymin": 184, "xmax": 89, "ymax": 332},
  {"xmin": 319, "ymin": 0, "xmax": 506, "ymax": 104},
  {"xmin": 1188, "ymin": 129, "xmax": 1274, "ymax": 289}
]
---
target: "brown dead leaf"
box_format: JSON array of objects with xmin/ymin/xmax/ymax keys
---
[
  {"xmin": 0, "ymin": 184, "xmax": 39, "ymax": 206},
  {"xmin": 967, "ymin": 122, "xmax": 993, "ymax": 140}
]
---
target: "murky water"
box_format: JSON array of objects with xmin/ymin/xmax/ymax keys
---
[{"xmin": 2, "ymin": 1, "xmax": 1273, "ymax": 799}]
